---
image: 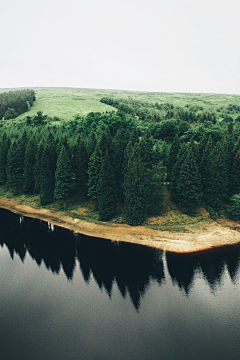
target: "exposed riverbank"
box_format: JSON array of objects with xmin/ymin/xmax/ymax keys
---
[{"xmin": 1, "ymin": 197, "xmax": 240, "ymax": 253}]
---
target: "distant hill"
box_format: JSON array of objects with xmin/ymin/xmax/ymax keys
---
[{"xmin": 0, "ymin": 87, "xmax": 240, "ymax": 121}]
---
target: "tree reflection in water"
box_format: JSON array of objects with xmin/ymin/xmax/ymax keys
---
[{"xmin": 0, "ymin": 209, "xmax": 240, "ymax": 309}]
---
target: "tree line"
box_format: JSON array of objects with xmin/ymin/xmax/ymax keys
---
[
  {"xmin": 0, "ymin": 89, "xmax": 36, "ymax": 120},
  {"xmin": 0, "ymin": 123, "xmax": 165, "ymax": 225},
  {"xmin": 0, "ymin": 109, "xmax": 240, "ymax": 224}
]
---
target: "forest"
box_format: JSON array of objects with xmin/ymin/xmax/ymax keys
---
[
  {"xmin": 0, "ymin": 89, "xmax": 36, "ymax": 120},
  {"xmin": 1, "ymin": 89, "xmax": 240, "ymax": 225}
]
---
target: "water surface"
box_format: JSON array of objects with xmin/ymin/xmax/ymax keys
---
[{"xmin": 0, "ymin": 209, "xmax": 240, "ymax": 360}]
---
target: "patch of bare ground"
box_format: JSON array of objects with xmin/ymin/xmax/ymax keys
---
[{"xmin": 1, "ymin": 198, "xmax": 240, "ymax": 253}]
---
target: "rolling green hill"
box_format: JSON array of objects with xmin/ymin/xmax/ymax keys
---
[{"xmin": 1, "ymin": 87, "xmax": 240, "ymax": 121}]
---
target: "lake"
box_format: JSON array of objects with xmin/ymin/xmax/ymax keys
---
[{"xmin": 0, "ymin": 208, "xmax": 240, "ymax": 360}]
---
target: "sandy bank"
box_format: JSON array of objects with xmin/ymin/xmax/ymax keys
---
[{"xmin": 1, "ymin": 198, "xmax": 240, "ymax": 253}]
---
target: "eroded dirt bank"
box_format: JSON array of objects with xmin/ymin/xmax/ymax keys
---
[{"xmin": 1, "ymin": 198, "xmax": 240, "ymax": 253}]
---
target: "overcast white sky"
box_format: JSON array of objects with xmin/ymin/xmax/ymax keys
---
[{"xmin": 0, "ymin": 0, "xmax": 239, "ymax": 94}]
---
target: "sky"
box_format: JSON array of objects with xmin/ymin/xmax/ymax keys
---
[{"xmin": 0, "ymin": 0, "xmax": 239, "ymax": 94}]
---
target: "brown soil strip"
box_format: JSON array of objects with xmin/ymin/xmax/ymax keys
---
[{"xmin": 1, "ymin": 198, "xmax": 240, "ymax": 253}]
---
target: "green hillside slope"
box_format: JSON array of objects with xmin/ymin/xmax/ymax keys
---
[{"xmin": 1, "ymin": 87, "xmax": 240, "ymax": 121}]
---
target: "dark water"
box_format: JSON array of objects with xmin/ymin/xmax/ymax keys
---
[{"xmin": 0, "ymin": 209, "xmax": 240, "ymax": 360}]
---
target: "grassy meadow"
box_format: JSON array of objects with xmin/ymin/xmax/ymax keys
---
[{"xmin": 1, "ymin": 87, "xmax": 240, "ymax": 121}]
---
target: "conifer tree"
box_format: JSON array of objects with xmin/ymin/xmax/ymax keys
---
[
  {"xmin": 200, "ymin": 135, "xmax": 213, "ymax": 195},
  {"xmin": 177, "ymin": 147, "xmax": 202, "ymax": 213},
  {"xmin": 205, "ymin": 142, "xmax": 229, "ymax": 208},
  {"xmin": 54, "ymin": 145, "xmax": 74, "ymax": 204},
  {"xmin": 98, "ymin": 131, "xmax": 112, "ymax": 157},
  {"xmin": 87, "ymin": 143, "xmax": 102, "ymax": 208},
  {"xmin": 23, "ymin": 136, "xmax": 37, "ymax": 194},
  {"xmin": 189, "ymin": 138, "xmax": 200, "ymax": 169},
  {"xmin": 40, "ymin": 144, "xmax": 55, "ymax": 204},
  {"xmin": 129, "ymin": 126, "xmax": 139, "ymax": 145},
  {"xmin": 47, "ymin": 132, "xmax": 57, "ymax": 173},
  {"xmin": 18, "ymin": 131, "xmax": 28, "ymax": 177},
  {"xmin": 56, "ymin": 135, "xmax": 71, "ymax": 159},
  {"xmin": 198, "ymin": 133, "xmax": 209, "ymax": 160},
  {"xmin": 170, "ymin": 143, "xmax": 188, "ymax": 200},
  {"xmin": 34, "ymin": 142, "xmax": 44, "ymax": 193},
  {"xmin": 147, "ymin": 162, "xmax": 166, "ymax": 215},
  {"xmin": 86, "ymin": 131, "xmax": 97, "ymax": 158},
  {"xmin": 139, "ymin": 129, "xmax": 154, "ymax": 169},
  {"xmin": 97, "ymin": 150, "xmax": 117, "ymax": 221},
  {"xmin": 167, "ymin": 134, "xmax": 180, "ymax": 181},
  {"xmin": 112, "ymin": 129, "xmax": 128, "ymax": 200},
  {"xmin": 6, "ymin": 141, "xmax": 22, "ymax": 194},
  {"xmin": 123, "ymin": 143, "xmax": 148, "ymax": 225},
  {"xmin": 73, "ymin": 137, "xmax": 88, "ymax": 199},
  {"xmin": 0, "ymin": 134, "xmax": 10, "ymax": 185}
]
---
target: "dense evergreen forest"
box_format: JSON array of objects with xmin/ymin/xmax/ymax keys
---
[
  {"xmin": 0, "ymin": 89, "xmax": 36, "ymax": 120},
  {"xmin": 1, "ymin": 90, "xmax": 240, "ymax": 225}
]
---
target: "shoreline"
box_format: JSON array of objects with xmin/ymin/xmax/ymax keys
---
[{"xmin": 1, "ymin": 198, "xmax": 240, "ymax": 253}]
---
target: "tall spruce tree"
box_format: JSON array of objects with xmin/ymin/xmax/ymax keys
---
[
  {"xmin": 54, "ymin": 145, "xmax": 74, "ymax": 204},
  {"xmin": 205, "ymin": 142, "xmax": 229, "ymax": 208},
  {"xmin": 40, "ymin": 144, "xmax": 55, "ymax": 204},
  {"xmin": 23, "ymin": 136, "xmax": 37, "ymax": 194},
  {"xmin": 170, "ymin": 143, "xmax": 188, "ymax": 200},
  {"xmin": 123, "ymin": 143, "xmax": 148, "ymax": 225},
  {"xmin": 112, "ymin": 129, "xmax": 127, "ymax": 200},
  {"xmin": 0, "ymin": 134, "xmax": 10, "ymax": 185},
  {"xmin": 86, "ymin": 131, "xmax": 97, "ymax": 158},
  {"xmin": 34, "ymin": 142, "xmax": 44, "ymax": 193},
  {"xmin": 147, "ymin": 162, "xmax": 166, "ymax": 215},
  {"xmin": 97, "ymin": 150, "xmax": 117, "ymax": 221},
  {"xmin": 177, "ymin": 147, "xmax": 202, "ymax": 213},
  {"xmin": 6, "ymin": 141, "xmax": 22, "ymax": 194},
  {"xmin": 73, "ymin": 137, "xmax": 88, "ymax": 199},
  {"xmin": 167, "ymin": 134, "xmax": 180, "ymax": 181},
  {"xmin": 140, "ymin": 129, "xmax": 154, "ymax": 169},
  {"xmin": 87, "ymin": 143, "xmax": 102, "ymax": 208},
  {"xmin": 47, "ymin": 132, "xmax": 57, "ymax": 174},
  {"xmin": 18, "ymin": 131, "xmax": 28, "ymax": 178},
  {"xmin": 99, "ymin": 131, "xmax": 112, "ymax": 157}
]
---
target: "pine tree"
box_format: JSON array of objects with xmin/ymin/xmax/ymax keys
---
[
  {"xmin": 97, "ymin": 151, "xmax": 117, "ymax": 221},
  {"xmin": 123, "ymin": 143, "xmax": 148, "ymax": 225},
  {"xmin": 98, "ymin": 131, "xmax": 112, "ymax": 158},
  {"xmin": 0, "ymin": 134, "xmax": 10, "ymax": 185},
  {"xmin": 87, "ymin": 143, "xmax": 102, "ymax": 208},
  {"xmin": 47, "ymin": 132, "xmax": 57, "ymax": 173},
  {"xmin": 177, "ymin": 147, "xmax": 202, "ymax": 213},
  {"xmin": 200, "ymin": 135, "xmax": 213, "ymax": 195},
  {"xmin": 167, "ymin": 134, "xmax": 180, "ymax": 181},
  {"xmin": 86, "ymin": 130, "xmax": 97, "ymax": 158},
  {"xmin": 147, "ymin": 162, "xmax": 166, "ymax": 215},
  {"xmin": 129, "ymin": 127, "xmax": 139, "ymax": 145},
  {"xmin": 34, "ymin": 142, "xmax": 44, "ymax": 193},
  {"xmin": 205, "ymin": 142, "xmax": 229, "ymax": 208},
  {"xmin": 54, "ymin": 145, "xmax": 74, "ymax": 204},
  {"xmin": 112, "ymin": 129, "xmax": 128, "ymax": 200},
  {"xmin": 40, "ymin": 144, "xmax": 55, "ymax": 204},
  {"xmin": 170, "ymin": 143, "xmax": 188, "ymax": 200},
  {"xmin": 139, "ymin": 129, "xmax": 154, "ymax": 169},
  {"xmin": 23, "ymin": 136, "xmax": 37, "ymax": 194},
  {"xmin": 73, "ymin": 137, "xmax": 88, "ymax": 199},
  {"xmin": 18, "ymin": 131, "xmax": 28, "ymax": 177},
  {"xmin": 6, "ymin": 141, "xmax": 22, "ymax": 194}
]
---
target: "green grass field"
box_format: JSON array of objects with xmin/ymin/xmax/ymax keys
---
[{"xmin": 1, "ymin": 87, "xmax": 240, "ymax": 120}]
